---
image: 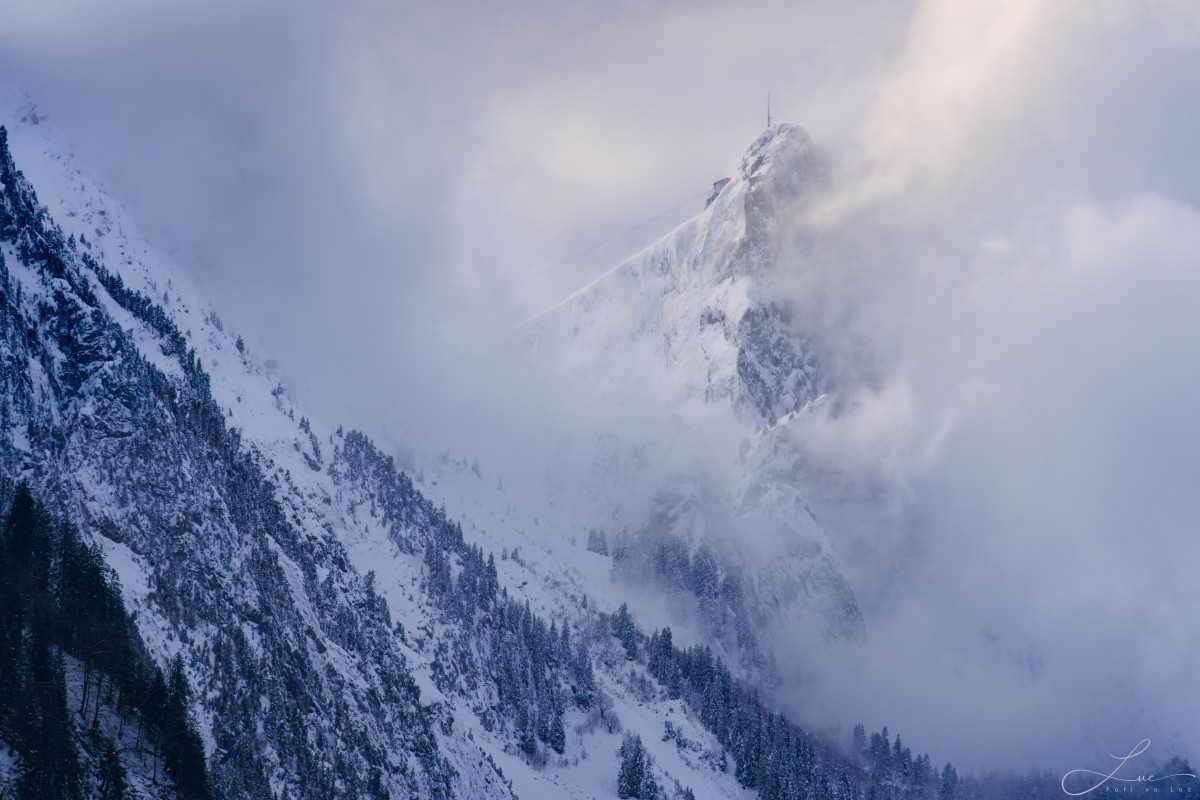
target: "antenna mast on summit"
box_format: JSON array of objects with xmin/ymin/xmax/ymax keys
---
[{"xmin": 767, "ymin": 92, "xmax": 772, "ymax": 128}]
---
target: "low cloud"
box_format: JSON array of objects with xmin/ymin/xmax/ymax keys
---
[{"xmin": 770, "ymin": 0, "xmax": 1200, "ymax": 771}]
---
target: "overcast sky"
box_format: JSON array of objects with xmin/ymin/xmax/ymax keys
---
[{"xmin": 4, "ymin": 0, "xmax": 1200, "ymax": 775}]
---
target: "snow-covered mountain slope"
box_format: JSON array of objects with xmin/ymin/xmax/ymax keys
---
[
  {"xmin": 0, "ymin": 96, "xmax": 473, "ymax": 798},
  {"xmin": 0, "ymin": 83, "xmax": 1078, "ymax": 800},
  {"xmin": 517, "ymin": 125, "xmax": 863, "ymax": 673},
  {"xmin": 0, "ymin": 87, "xmax": 803, "ymax": 799}
]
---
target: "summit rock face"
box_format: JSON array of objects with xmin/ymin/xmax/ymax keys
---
[
  {"xmin": 522, "ymin": 124, "xmax": 863, "ymax": 673},
  {"xmin": 525, "ymin": 125, "xmax": 826, "ymax": 423}
]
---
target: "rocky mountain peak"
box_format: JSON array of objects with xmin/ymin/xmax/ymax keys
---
[
  {"xmin": 738, "ymin": 123, "xmax": 822, "ymax": 257},
  {"xmin": 740, "ymin": 123, "xmax": 816, "ymax": 182}
]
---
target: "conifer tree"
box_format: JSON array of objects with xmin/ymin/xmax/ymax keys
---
[
  {"xmin": 98, "ymin": 737, "xmax": 129, "ymax": 800},
  {"xmin": 612, "ymin": 603, "xmax": 639, "ymax": 660},
  {"xmin": 617, "ymin": 734, "xmax": 647, "ymax": 799},
  {"xmin": 940, "ymin": 762, "xmax": 959, "ymax": 800}
]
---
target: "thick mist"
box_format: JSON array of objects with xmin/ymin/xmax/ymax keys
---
[
  {"xmin": 4, "ymin": 0, "xmax": 1200, "ymax": 777},
  {"xmin": 774, "ymin": 0, "xmax": 1200, "ymax": 771}
]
